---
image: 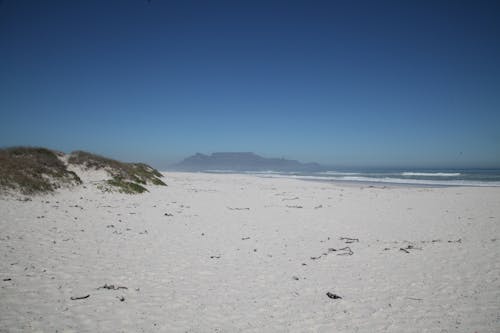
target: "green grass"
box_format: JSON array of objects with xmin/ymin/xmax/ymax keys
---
[
  {"xmin": 106, "ymin": 177, "xmax": 148, "ymax": 194},
  {"xmin": 68, "ymin": 150, "xmax": 166, "ymax": 193},
  {"xmin": 0, "ymin": 147, "xmax": 82, "ymax": 194},
  {"xmin": 0, "ymin": 147, "xmax": 166, "ymax": 195}
]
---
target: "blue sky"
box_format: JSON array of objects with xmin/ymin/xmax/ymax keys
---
[{"xmin": 1, "ymin": 0, "xmax": 499, "ymax": 168}]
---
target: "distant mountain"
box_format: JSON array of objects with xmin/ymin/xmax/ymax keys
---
[{"xmin": 171, "ymin": 152, "xmax": 324, "ymax": 172}]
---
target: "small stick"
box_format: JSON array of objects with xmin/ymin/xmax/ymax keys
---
[
  {"xmin": 310, "ymin": 255, "xmax": 324, "ymax": 260},
  {"xmin": 337, "ymin": 247, "xmax": 353, "ymax": 255},
  {"xmin": 326, "ymin": 292, "xmax": 342, "ymax": 299},
  {"xmin": 70, "ymin": 294, "xmax": 90, "ymax": 300},
  {"xmin": 340, "ymin": 237, "xmax": 359, "ymax": 243}
]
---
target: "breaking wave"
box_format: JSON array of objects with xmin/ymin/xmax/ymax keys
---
[
  {"xmin": 254, "ymin": 173, "xmax": 500, "ymax": 187},
  {"xmin": 401, "ymin": 172, "xmax": 461, "ymax": 177}
]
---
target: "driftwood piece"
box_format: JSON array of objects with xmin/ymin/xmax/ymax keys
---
[
  {"xmin": 70, "ymin": 294, "xmax": 90, "ymax": 300},
  {"xmin": 340, "ymin": 237, "xmax": 359, "ymax": 243},
  {"xmin": 311, "ymin": 246, "xmax": 353, "ymax": 259},
  {"xmin": 447, "ymin": 239, "xmax": 462, "ymax": 243},
  {"xmin": 326, "ymin": 292, "xmax": 342, "ymax": 299},
  {"xmin": 98, "ymin": 284, "xmax": 128, "ymax": 290},
  {"xmin": 400, "ymin": 244, "xmax": 422, "ymax": 253},
  {"xmin": 337, "ymin": 247, "xmax": 353, "ymax": 255}
]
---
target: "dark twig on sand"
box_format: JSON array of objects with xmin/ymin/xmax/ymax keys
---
[
  {"xmin": 282, "ymin": 197, "xmax": 299, "ymax": 201},
  {"xmin": 400, "ymin": 244, "xmax": 422, "ymax": 253},
  {"xmin": 447, "ymin": 238, "xmax": 462, "ymax": 243},
  {"xmin": 70, "ymin": 294, "xmax": 90, "ymax": 300},
  {"xmin": 337, "ymin": 247, "xmax": 354, "ymax": 255},
  {"xmin": 340, "ymin": 237, "xmax": 359, "ymax": 243},
  {"xmin": 326, "ymin": 292, "xmax": 342, "ymax": 299},
  {"xmin": 311, "ymin": 246, "xmax": 353, "ymax": 260},
  {"xmin": 98, "ymin": 284, "xmax": 128, "ymax": 290}
]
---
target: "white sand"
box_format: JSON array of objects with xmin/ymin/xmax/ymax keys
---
[{"xmin": 1, "ymin": 172, "xmax": 499, "ymax": 332}]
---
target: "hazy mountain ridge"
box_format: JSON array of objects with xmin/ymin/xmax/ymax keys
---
[{"xmin": 171, "ymin": 152, "xmax": 324, "ymax": 172}]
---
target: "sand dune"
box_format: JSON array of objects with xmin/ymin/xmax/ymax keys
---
[{"xmin": 1, "ymin": 172, "xmax": 499, "ymax": 332}]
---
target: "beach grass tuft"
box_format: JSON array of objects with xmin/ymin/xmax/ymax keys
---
[
  {"xmin": 0, "ymin": 147, "xmax": 82, "ymax": 194},
  {"xmin": 68, "ymin": 150, "xmax": 166, "ymax": 192},
  {"xmin": 0, "ymin": 147, "xmax": 165, "ymax": 195},
  {"xmin": 106, "ymin": 177, "xmax": 148, "ymax": 194}
]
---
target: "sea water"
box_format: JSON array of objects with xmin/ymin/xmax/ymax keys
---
[{"xmin": 206, "ymin": 169, "xmax": 500, "ymax": 187}]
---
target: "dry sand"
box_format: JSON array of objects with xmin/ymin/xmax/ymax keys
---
[{"xmin": 1, "ymin": 172, "xmax": 499, "ymax": 332}]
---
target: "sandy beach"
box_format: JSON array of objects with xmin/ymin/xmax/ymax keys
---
[{"xmin": 1, "ymin": 171, "xmax": 499, "ymax": 332}]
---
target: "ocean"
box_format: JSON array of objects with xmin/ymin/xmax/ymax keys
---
[{"xmin": 205, "ymin": 169, "xmax": 500, "ymax": 187}]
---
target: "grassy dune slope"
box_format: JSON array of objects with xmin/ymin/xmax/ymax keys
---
[
  {"xmin": 0, "ymin": 147, "xmax": 165, "ymax": 195},
  {"xmin": 0, "ymin": 147, "xmax": 81, "ymax": 194}
]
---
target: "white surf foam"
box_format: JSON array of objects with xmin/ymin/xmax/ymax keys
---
[
  {"xmin": 401, "ymin": 172, "xmax": 461, "ymax": 177},
  {"xmin": 255, "ymin": 173, "xmax": 500, "ymax": 187},
  {"xmin": 318, "ymin": 171, "xmax": 361, "ymax": 176}
]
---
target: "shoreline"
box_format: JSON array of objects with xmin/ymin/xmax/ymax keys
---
[{"xmin": 166, "ymin": 170, "xmax": 500, "ymax": 189}]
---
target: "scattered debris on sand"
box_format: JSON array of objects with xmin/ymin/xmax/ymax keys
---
[
  {"xmin": 337, "ymin": 247, "xmax": 354, "ymax": 255},
  {"xmin": 70, "ymin": 294, "xmax": 90, "ymax": 300},
  {"xmin": 98, "ymin": 284, "xmax": 128, "ymax": 290},
  {"xmin": 340, "ymin": 237, "xmax": 359, "ymax": 243},
  {"xmin": 326, "ymin": 292, "xmax": 342, "ymax": 299}
]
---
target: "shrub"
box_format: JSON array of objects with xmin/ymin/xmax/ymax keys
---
[
  {"xmin": 0, "ymin": 147, "xmax": 82, "ymax": 194},
  {"xmin": 68, "ymin": 150, "xmax": 166, "ymax": 192}
]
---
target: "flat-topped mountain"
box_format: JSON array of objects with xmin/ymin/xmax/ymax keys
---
[{"xmin": 171, "ymin": 152, "xmax": 323, "ymax": 172}]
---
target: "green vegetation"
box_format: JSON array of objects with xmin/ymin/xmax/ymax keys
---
[
  {"xmin": 0, "ymin": 147, "xmax": 166, "ymax": 195},
  {"xmin": 68, "ymin": 150, "xmax": 166, "ymax": 193},
  {"xmin": 0, "ymin": 147, "xmax": 82, "ymax": 194},
  {"xmin": 106, "ymin": 177, "xmax": 148, "ymax": 194}
]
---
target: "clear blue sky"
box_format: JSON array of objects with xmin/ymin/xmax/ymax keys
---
[{"xmin": 1, "ymin": 0, "xmax": 499, "ymax": 168}]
